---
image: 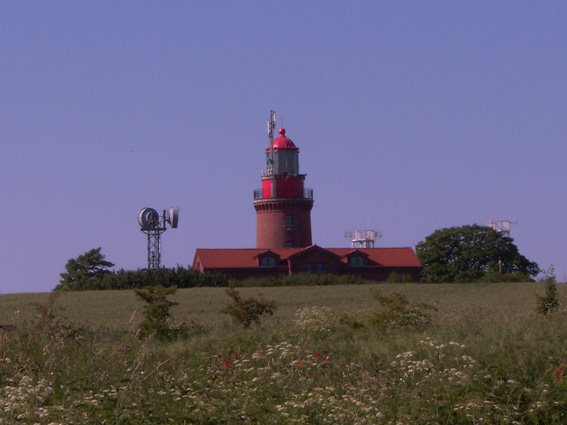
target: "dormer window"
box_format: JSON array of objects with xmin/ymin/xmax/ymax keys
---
[
  {"xmin": 260, "ymin": 255, "xmax": 276, "ymax": 267},
  {"xmin": 349, "ymin": 255, "xmax": 365, "ymax": 267}
]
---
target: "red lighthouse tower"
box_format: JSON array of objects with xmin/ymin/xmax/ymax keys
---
[{"xmin": 253, "ymin": 112, "xmax": 313, "ymax": 248}]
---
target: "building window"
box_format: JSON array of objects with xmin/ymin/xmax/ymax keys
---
[
  {"xmin": 349, "ymin": 255, "xmax": 365, "ymax": 267},
  {"xmin": 285, "ymin": 241, "xmax": 294, "ymax": 247},
  {"xmin": 260, "ymin": 256, "xmax": 276, "ymax": 267},
  {"xmin": 284, "ymin": 215, "xmax": 293, "ymax": 231},
  {"xmin": 306, "ymin": 263, "xmax": 313, "ymax": 273},
  {"xmin": 317, "ymin": 263, "xmax": 324, "ymax": 274}
]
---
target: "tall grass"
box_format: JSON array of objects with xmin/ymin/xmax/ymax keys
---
[{"xmin": 0, "ymin": 283, "xmax": 565, "ymax": 424}]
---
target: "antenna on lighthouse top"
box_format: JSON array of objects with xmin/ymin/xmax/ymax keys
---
[
  {"xmin": 268, "ymin": 110, "xmax": 276, "ymax": 145},
  {"xmin": 266, "ymin": 110, "xmax": 277, "ymax": 177}
]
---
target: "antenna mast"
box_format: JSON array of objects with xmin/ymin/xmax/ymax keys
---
[
  {"xmin": 487, "ymin": 219, "xmax": 515, "ymax": 237},
  {"xmin": 267, "ymin": 110, "xmax": 276, "ymax": 176},
  {"xmin": 138, "ymin": 207, "xmax": 179, "ymax": 269},
  {"xmin": 345, "ymin": 229, "xmax": 382, "ymax": 248}
]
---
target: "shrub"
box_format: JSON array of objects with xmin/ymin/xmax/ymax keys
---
[
  {"xmin": 536, "ymin": 266, "xmax": 560, "ymax": 315},
  {"xmin": 479, "ymin": 270, "xmax": 533, "ymax": 282},
  {"xmin": 133, "ymin": 285, "xmax": 187, "ymax": 340},
  {"xmin": 236, "ymin": 273, "xmax": 370, "ymax": 287},
  {"xmin": 57, "ymin": 265, "xmax": 229, "ymax": 291},
  {"xmin": 32, "ymin": 291, "xmax": 84, "ymax": 343},
  {"xmin": 370, "ymin": 290, "xmax": 437, "ymax": 330},
  {"xmin": 294, "ymin": 306, "xmax": 338, "ymax": 334},
  {"xmin": 221, "ymin": 288, "xmax": 277, "ymax": 328},
  {"xmin": 384, "ymin": 272, "xmax": 415, "ymax": 283}
]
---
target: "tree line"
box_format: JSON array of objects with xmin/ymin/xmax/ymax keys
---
[
  {"xmin": 55, "ymin": 248, "xmax": 227, "ymax": 290},
  {"xmin": 56, "ymin": 225, "xmax": 541, "ymax": 290}
]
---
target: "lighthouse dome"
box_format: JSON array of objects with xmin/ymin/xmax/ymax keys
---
[{"xmin": 270, "ymin": 128, "xmax": 298, "ymax": 150}]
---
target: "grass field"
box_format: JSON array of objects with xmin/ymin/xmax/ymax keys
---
[{"xmin": 1, "ymin": 283, "xmax": 566, "ymax": 424}]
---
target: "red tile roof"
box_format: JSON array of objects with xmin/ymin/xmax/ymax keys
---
[
  {"xmin": 329, "ymin": 248, "xmax": 422, "ymax": 267},
  {"xmin": 193, "ymin": 246, "xmax": 421, "ymax": 270}
]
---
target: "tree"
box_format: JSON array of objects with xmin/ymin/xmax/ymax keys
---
[
  {"xmin": 56, "ymin": 247, "xmax": 114, "ymax": 290},
  {"xmin": 416, "ymin": 225, "xmax": 539, "ymax": 283},
  {"xmin": 536, "ymin": 265, "xmax": 560, "ymax": 315},
  {"xmin": 221, "ymin": 288, "xmax": 277, "ymax": 328},
  {"xmin": 134, "ymin": 285, "xmax": 186, "ymax": 340}
]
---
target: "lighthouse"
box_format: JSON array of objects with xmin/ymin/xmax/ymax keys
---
[
  {"xmin": 253, "ymin": 112, "xmax": 314, "ymax": 248},
  {"xmin": 194, "ymin": 112, "xmax": 422, "ymax": 281}
]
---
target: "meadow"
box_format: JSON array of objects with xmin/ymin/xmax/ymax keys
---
[{"xmin": 0, "ymin": 282, "xmax": 565, "ymax": 424}]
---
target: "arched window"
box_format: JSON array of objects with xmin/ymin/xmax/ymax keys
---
[
  {"xmin": 260, "ymin": 256, "xmax": 276, "ymax": 267},
  {"xmin": 349, "ymin": 255, "xmax": 365, "ymax": 267}
]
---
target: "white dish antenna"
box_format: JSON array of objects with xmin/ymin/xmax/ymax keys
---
[
  {"xmin": 167, "ymin": 207, "xmax": 180, "ymax": 228},
  {"xmin": 138, "ymin": 207, "xmax": 160, "ymax": 230}
]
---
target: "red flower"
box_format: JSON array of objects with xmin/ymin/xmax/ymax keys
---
[
  {"xmin": 223, "ymin": 361, "xmax": 231, "ymax": 368},
  {"xmin": 553, "ymin": 360, "xmax": 566, "ymax": 385},
  {"xmin": 232, "ymin": 352, "xmax": 239, "ymax": 360},
  {"xmin": 314, "ymin": 351, "xmax": 322, "ymax": 359}
]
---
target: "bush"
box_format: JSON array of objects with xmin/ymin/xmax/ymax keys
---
[
  {"xmin": 133, "ymin": 285, "xmax": 187, "ymax": 340},
  {"xmin": 57, "ymin": 266, "xmax": 229, "ymax": 291},
  {"xmin": 479, "ymin": 271, "xmax": 532, "ymax": 282},
  {"xmin": 370, "ymin": 290, "xmax": 437, "ymax": 330},
  {"xmin": 536, "ymin": 267, "xmax": 560, "ymax": 315},
  {"xmin": 384, "ymin": 272, "xmax": 415, "ymax": 283},
  {"xmin": 236, "ymin": 273, "xmax": 370, "ymax": 287},
  {"xmin": 221, "ymin": 288, "xmax": 277, "ymax": 328}
]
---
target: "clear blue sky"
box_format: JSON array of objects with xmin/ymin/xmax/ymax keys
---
[{"xmin": 1, "ymin": 1, "xmax": 566, "ymax": 293}]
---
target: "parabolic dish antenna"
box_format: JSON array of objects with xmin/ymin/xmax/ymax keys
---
[
  {"xmin": 138, "ymin": 207, "xmax": 159, "ymax": 230},
  {"xmin": 167, "ymin": 207, "xmax": 180, "ymax": 228}
]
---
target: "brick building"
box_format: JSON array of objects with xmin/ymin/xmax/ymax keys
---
[{"xmin": 193, "ymin": 246, "xmax": 421, "ymax": 281}]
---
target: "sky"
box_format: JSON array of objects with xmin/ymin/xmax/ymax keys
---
[{"xmin": 1, "ymin": 1, "xmax": 566, "ymax": 293}]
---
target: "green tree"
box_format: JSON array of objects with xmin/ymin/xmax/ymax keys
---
[
  {"xmin": 416, "ymin": 225, "xmax": 539, "ymax": 283},
  {"xmin": 56, "ymin": 247, "xmax": 114, "ymax": 290},
  {"xmin": 134, "ymin": 285, "xmax": 186, "ymax": 340},
  {"xmin": 221, "ymin": 288, "xmax": 277, "ymax": 328},
  {"xmin": 536, "ymin": 265, "xmax": 560, "ymax": 315}
]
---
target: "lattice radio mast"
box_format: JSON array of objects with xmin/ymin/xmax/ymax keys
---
[{"xmin": 138, "ymin": 207, "xmax": 179, "ymax": 269}]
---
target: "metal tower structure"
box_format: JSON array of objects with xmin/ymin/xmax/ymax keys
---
[
  {"xmin": 344, "ymin": 229, "xmax": 382, "ymax": 248},
  {"xmin": 138, "ymin": 207, "xmax": 179, "ymax": 269},
  {"xmin": 487, "ymin": 219, "xmax": 514, "ymax": 237}
]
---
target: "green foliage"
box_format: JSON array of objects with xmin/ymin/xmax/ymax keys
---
[
  {"xmin": 370, "ymin": 290, "xmax": 437, "ymax": 330},
  {"xmin": 416, "ymin": 224, "xmax": 540, "ymax": 283},
  {"xmin": 56, "ymin": 247, "xmax": 114, "ymax": 290},
  {"xmin": 479, "ymin": 270, "xmax": 533, "ymax": 282},
  {"xmin": 104, "ymin": 267, "xmax": 228, "ymax": 290},
  {"xmin": 1, "ymin": 284, "xmax": 566, "ymax": 424},
  {"xmin": 133, "ymin": 285, "xmax": 186, "ymax": 340},
  {"xmin": 235, "ymin": 273, "xmax": 369, "ymax": 287},
  {"xmin": 221, "ymin": 288, "xmax": 277, "ymax": 328},
  {"xmin": 32, "ymin": 291, "xmax": 84, "ymax": 343},
  {"xmin": 384, "ymin": 271, "xmax": 415, "ymax": 283},
  {"xmin": 536, "ymin": 266, "xmax": 560, "ymax": 315},
  {"xmin": 56, "ymin": 264, "xmax": 228, "ymax": 291}
]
